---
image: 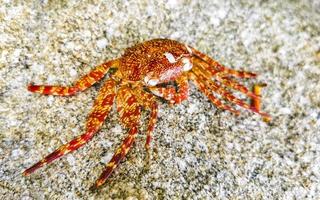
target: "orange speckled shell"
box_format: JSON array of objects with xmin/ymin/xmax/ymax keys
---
[{"xmin": 119, "ymin": 39, "xmax": 190, "ymax": 81}]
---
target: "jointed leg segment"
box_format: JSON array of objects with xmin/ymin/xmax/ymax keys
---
[
  {"xmin": 28, "ymin": 59, "xmax": 119, "ymax": 96},
  {"xmin": 192, "ymin": 67, "xmax": 270, "ymax": 119},
  {"xmin": 91, "ymin": 86, "xmax": 161, "ymax": 189},
  {"xmin": 25, "ymin": 81, "xmax": 161, "ymax": 189},
  {"xmin": 149, "ymin": 74, "xmax": 189, "ymax": 105},
  {"xmin": 192, "ymin": 56, "xmax": 258, "ymax": 99},
  {"xmin": 251, "ymin": 83, "xmax": 271, "ymax": 122},
  {"xmin": 189, "ymin": 72, "xmax": 240, "ymax": 115},
  {"xmin": 89, "ymin": 86, "xmax": 143, "ymax": 189},
  {"xmin": 136, "ymin": 89, "xmax": 158, "ymax": 149},
  {"xmin": 145, "ymin": 103, "xmax": 158, "ymax": 149},
  {"xmin": 23, "ymin": 79, "xmax": 116, "ymax": 175},
  {"xmin": 191, "ymin": 48, "xmax": 257, "ymax": 78},
  {"xmin": 91, "ymin": 126, "xmax": 139, "ymax": 189},
  {"xmin": 189, "ymin": 51, "xmax": 270, "ymax": 120}
]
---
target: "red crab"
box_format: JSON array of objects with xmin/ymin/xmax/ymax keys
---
[{"xmin": 24, "ymin": 39, "xmax": 271, "ymax": 190}]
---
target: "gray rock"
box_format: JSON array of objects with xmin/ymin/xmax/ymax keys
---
[{"xmin": 0, "ymin": 0, "xmax": 319, "ymax": 199}]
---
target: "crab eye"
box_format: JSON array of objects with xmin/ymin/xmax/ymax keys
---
[
  {"xmin": 148, "ymin": 79, "xmax": 159, "ymax": 86},
  {"xmin": 164, "ymin": 52, "xmax": 176, "ymax": 63},
  {"xmin": 144, "ymin": 76, "xmax": 159, "ymax": 86},
  {"xmin": 182, "ymin": 58, "xmax": 192, "ymax": 71}
]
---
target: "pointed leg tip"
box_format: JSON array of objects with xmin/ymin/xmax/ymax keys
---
[
  {"xmin": 23, "ymin": 166, "xmax": 38, "ymax": 176},
  {"xmin": 253, "ymin": 83, "xmax": 268, "ymax": 92},
  {"xmin": 257, "ymin": 111, "xmax": 272, "ymax": 123},
  {"xmin": 22, "ymin": 170, "xmax": 29, "ymax": 176},
  {"xmin": 23, "ymin": 166, "xmax": 37, "ymax": 176},
  {"xmin": 259, "ymin": 83, "xmax": 267, "ymax": 87},
  {"xmin": 90, "ymin": 180, "xmax": 105, "ymax": 192},
  {"xmin": 27, "ymin": 84, "xmax": 37, "ymax": 92},
  {"xmin": 251, "ymin": 73, "xmax": 258, "ymax": 77},
  {"xmin": 262, "ymin": 115, "xmax": 272, "ymax": 123},
  {"xmin": 145, "ymin": 143, "xmax": 152, "ymax": 153},
  {"xmin": 232, "ymin": 110, "xmax": 241, "ymax": 116},
  {"xmin": 145, "ymin": 137, "xmax": 151, "ymax": 150}
]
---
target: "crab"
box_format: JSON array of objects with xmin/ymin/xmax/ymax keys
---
[{"xmin": 23, "ymin": 39, "xmax": 271, "ymax": 190}]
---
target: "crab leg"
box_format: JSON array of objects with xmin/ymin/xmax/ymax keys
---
[
  {"xmin": 91, "ymin": 126, "xmax": 139, "ymax": 190},
  {"xmin": 217, "ymin": 76, "xmax": 258, "ymax": 98},
  {"xmin": 251, "ymin": 84, "xmax": 266, "ymax": 111},
  {"xmin": 192, "ymin": 57, "xmax": 258, "ymax": 99},
  {"xmin": 136, "ymin": 89, "xmax": 158, "ymax": 149},
  {"xmin": 28, "ymin": 59, "xmax": 119, "ymax": 96},
  {"xmin": 190, "ymin": 48, "xmax": 257, "ymax": 79},
  {"xmin": 149, "ymin": 74, "xmax": 189, "ymax": 105},
  {"xmin": 91, "ymin": 86, "xmax": 142, "ymax": 189},
  {"xmin": 251, "ymin": 83, "xmax": 271, "ymax": 122},
  {"xmin": 145, "ymin": 103, "xmax": 158, "ymax": 149},
  {"xmin": 151, "ymin": 86, "xmax": 175, "ymax": 101},
  {"xmin": 192, "ymin": 66, "xmax": 271, "ymax": 120},
  {"xmin": 189, "ymin": 72, "xmax": 240, "ymax": 115},
  {"xmin": 23, "ymin": 79, "xmax": 116, "ymax": 175}
]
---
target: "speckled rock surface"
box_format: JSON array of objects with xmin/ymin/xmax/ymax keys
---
[{"xmin": 1, "ymin": 0, "xmax": 320, "ymax": 199}]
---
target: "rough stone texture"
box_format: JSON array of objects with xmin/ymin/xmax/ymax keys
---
[{"xmin": 1, "ymin": 0, "xmax": 320, "ymax": 199}]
